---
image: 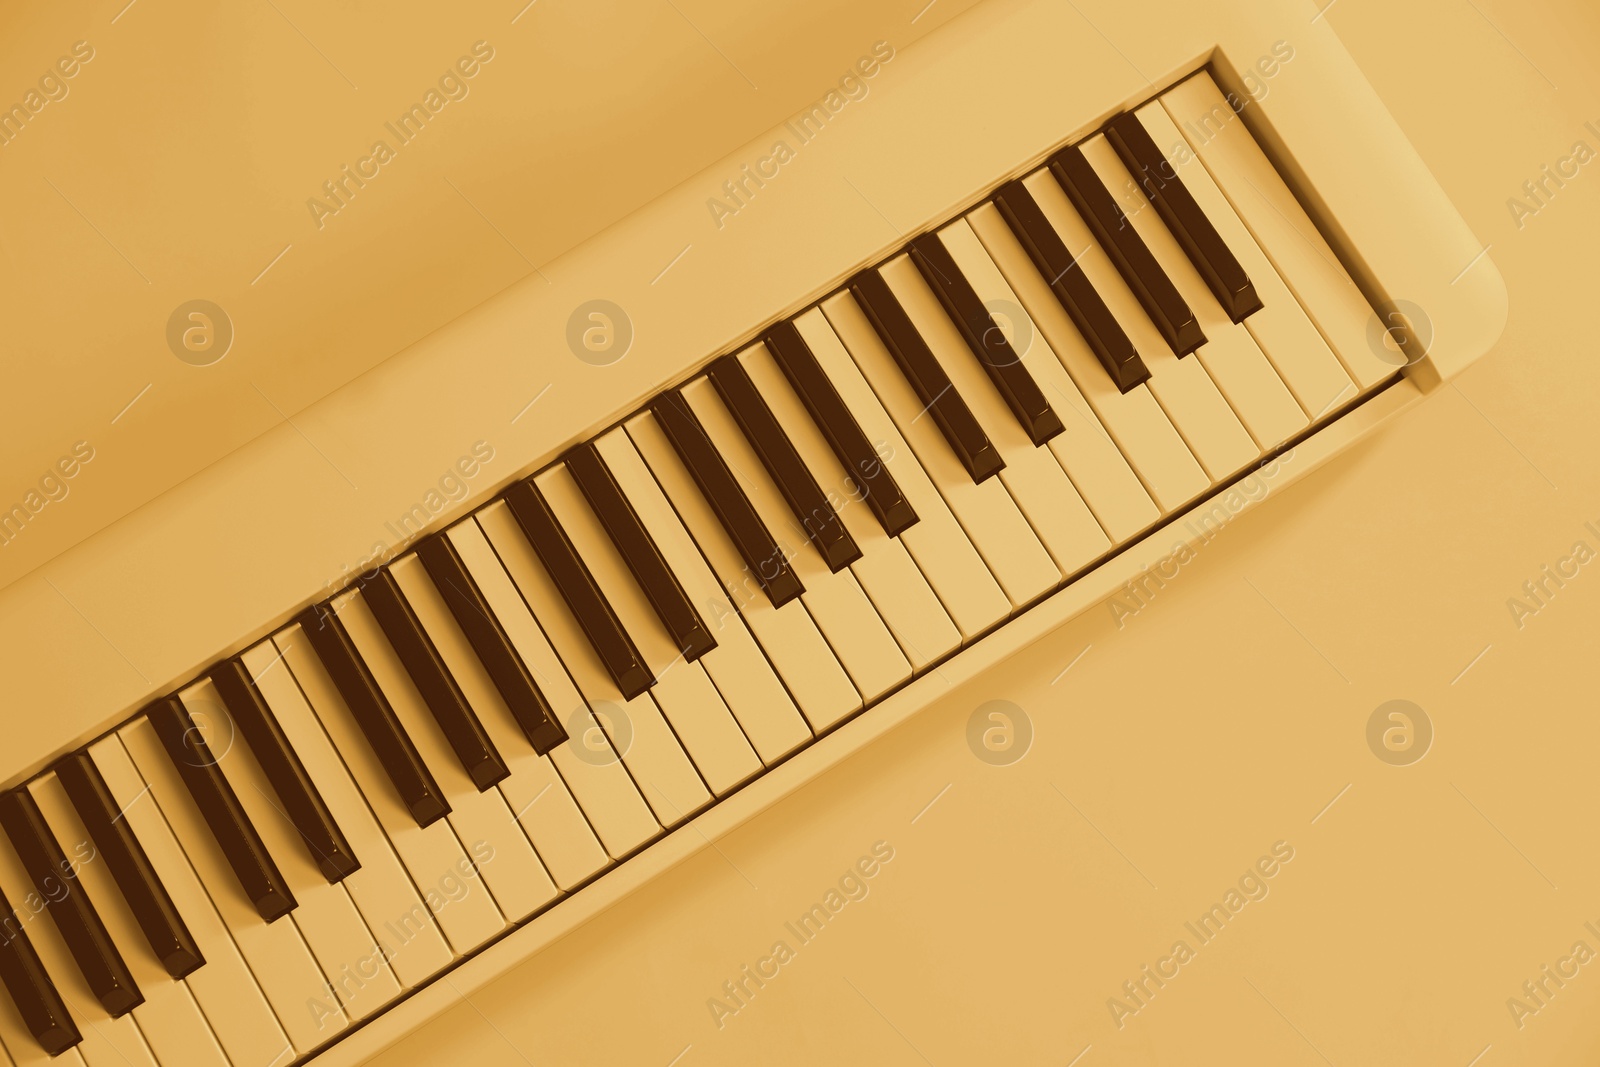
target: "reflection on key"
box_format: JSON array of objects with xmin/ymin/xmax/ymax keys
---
[
  {"xmin": 30, "ymin": 773, "xmax": 230, "ymax": 1067},
  {"xmin": 0, "ymin": 881, "xmax": 80, "ymax": 1060},
  {"xmin": 86, "ymin": 738, "xmax": 289, "ymax": 1067},
  {"xmin": 0, "ymin": 790, "xmax": 141, "ymax": 1017}
]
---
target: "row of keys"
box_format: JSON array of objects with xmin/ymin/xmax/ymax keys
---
[{"xmin": 0, "ymin": 72, "xmax": 1393, "ymax": 1064}]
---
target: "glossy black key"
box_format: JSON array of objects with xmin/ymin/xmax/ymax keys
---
[
  {"xmin": 566, "ymin": 442, "xmax": 716, "ymax": 662},
  {"xmin": 649, "ymin": 391, "xmax": 805, "ymax": 608},
  {"xmin": 503, "ymin": 479, "xmax": 655, "ymax": 698},
  {"xmin": 0, "ymin": 790, "xmax": 142, "ymax": 1017},
  {"xmin": 146, "ymin": 696, "xmax": 297, "ymax": 923},
  {"xmin": 761, "ymin": 321, "xmax": 918, "ymax": 537},
  {"xmin": 1105, "ymin": 111, "xmax": 1262, "ymax": 323},
  {"xmin": 908, "ymin": 233, "xmax": 1064, "ymax": 447},
  {"xmin": 361, "ymin": 569, "xmax": 509, "ymax": 790},
  {"xmin": 210, "ymin": 659, "xmax": 361, "ymax": 881},
  {"xmin": 56, "ymin": 753, "xmax": 203, "ymax": 980},
  {"xmin": 296, "ymin": 603, "xmax": 452, "ymax": 826},
  {"xmin": 0, "ymin": 886, "xmax": 80, "ymax": 1055},
  {"xmin": 1049, "ymin": 144, "xmax": 1206, "ymax": 357},
  {"xmin": 413, "ymin": 534, "xmax": 569, "ymax": 754},
  {"xmin": 848, "ymin": 269, "xmax": 1006, "ymax": 483},
  {"xmin": 992, "ymin": 179, "xmax": 1152, "ymax": 393},
  {"xmin": 707, "ymin": 355, "xmax": 862, "ymax": 572}
]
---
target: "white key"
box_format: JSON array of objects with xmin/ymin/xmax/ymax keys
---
[
  {"xmin": 179, "ymin": 677, "xmax": 404, "ymax": 1025},
  {"xmin": 624, "ymin": 411, "xmax": 865, "ymax": 731},
  {"xmin": 334, "ymin": 583, "xmax": 558, "ymax": 923},
  {"xmin": 30, "ymin": 773, "xmax": 230, "ymax": 1067},
  {"xmin": 240, "ymin": 641, "xmax": 453, "ymax": 990},
  {"xmin": 793, "ymin": 307, "xmax": 1012, "ymax": 638},
  {"xmin": 473, "ymin": 504, "xmax": 712, "ymax": 826},
  {"xmin": 823, "ymin": 289, "xmax": 1062, "ymax": 606},
  {"xmin": 735, "ymin": 342, "xmax": 962, "ymax": 668},
  {"xmin": 534, "ymin": 466, "xmax": 764, "ymax": 793},
  {"xmin": 1160, "ymin": 73, "xmax": 1396, "ymax": 392},
  {"xmin": 274, "ymin": 629, "xmax": 507, "ymax": 957},
  {"xmin": 117, "ymin": 717, "xmax": 344, "ymax": 1053},
  {"xmin": 940, "ymin": 216, "xmax": 1160, "ymax": 542},
  {"xmin": 1023, "ymin": 167, "xmax": 1258, "ymax": 480},
  {"xmin": 1082, "ymin": 133, "xmax": 1307, "ymax": 450},
  {"xmin": 965, "ymin": 202, "xmax": 1211, "ymax": 514},
  {"xmin": 592, "ymin": 427, "xmax": 816, "ymax": 761},
  {"xmin": 1133, "ymin": 102, "xmax": 1358, "ymax": 418},
  {"xmin": 0, "ymin": 833, "xmax": 155, "ymax": 1067},
  {"xmin": 85, "ymin": 739, "xmax": 289, "ymax": 1067},
  {"xmin": 879, "ymin": 252, "xmax": 1111, "ymax": 574},
  {"xmin": 679, "ymin": 377, "xmax": 913, "ymax": 703},
  {"xmin": 435, "ymin": 519, "xmax": 659, "ymax": 868}
]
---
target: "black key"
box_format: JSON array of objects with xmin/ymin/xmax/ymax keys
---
[
  {"xmin": 761, "ymin": 321, "xmax": 918, "ymax": 537},
  {"xmin": 706, "ymin": 355, "xmax": 862, "ymax": 572},
  {"xmin": 360, "ymin": 570, "xmax": 510, "ymax": 791},
  {"xmin": 210, "ymin": 659, "xmax": 361, "ymax": 881},
  {"xmin": 295, "ymin": 604, "xmax": 452, "ymax": 826},
  {"xmin": 145, "ymin": 697, "xmax": 297, "ymax": 923},
  {"xmin": 0, "ymin": 790, "xmax": 143, "ymax": 1017},
  {"xmin": 649, "ymin": 391, "xmax": 805, "ymax": 608},
  {"xmin": 1049, "ymin": 144, "xmax": 1206, "ymax": 357},
  {"xmin": 847, "ymin": 269, "xmax": 1006, "ymax": 483},
  {"xmin": 908, "ymin": 233, "xmax": 1064, "ymax": 446},
  {"xmin": 413, "ymin": 534, "xmax": 569, "ymax": 754},
  {"xmin": 502, "ymin": 479, "xmax": 654, "ymax": 698},
  {"xmin": 992, "ymin": 179, "xmax": 1152, "ymax": 393},
  {"xmin": 0, "ymin": 885, "xmax": 79, "ymax": 1055},
  {"xmin": 56, "ymin": 753, "xmax": 203, "ymax": 980},
  {"xmin": 566, "ymin": 442, "xmax": 716, "ymax": 662},
  {"xmin": 1105, "ymin": 111, "xmax": 1262, "ymax": 323}
]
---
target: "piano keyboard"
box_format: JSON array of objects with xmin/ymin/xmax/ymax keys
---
[{"xmin": 0, "ymin": 68, "xmax": 1402, "ymax": 1064}]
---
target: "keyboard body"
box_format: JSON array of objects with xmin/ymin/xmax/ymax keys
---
[{"xmin": 0, "ymin": 0, "xmax": 1505, "ymax": 1062}]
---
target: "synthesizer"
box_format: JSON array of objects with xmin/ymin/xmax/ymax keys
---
[{"xmin": 0, "ymin": 1, "xmax": 1505, "ymax": 1063}]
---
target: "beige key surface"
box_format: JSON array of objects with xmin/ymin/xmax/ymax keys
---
[
  {"xmin": 822, "ymin": 288, "xmax": 1062, "ymax": 607},
  {"xmin": 1082, "ymin": 133, "xmax": 1308, "ymax": 450},
  {"xmin": 1134, "ymin": 101, "xmax": 1358, "ymax": 418},
  {"xmin": 179, "ymin": 676, "xmax": 404, "ymax": 1026},
  {"xmin": 28, "ymin": 775, "xmax": 229, "ymax": 1067},
  {"xmin": 680, "ymin": 376, "xmax": 913, "ymax": 703},
  {"xmin": 1161, "ymin": 73, "xmax": 1397, "ymax": 392},
  {"xmin": 591, "ymin": 428, "xmax": 815, "ymax": 763},
  {"xmin": 335, "ymin": 582, "xmax": 558, "ymax": 924},
  {"xmin": 939, "ymin": 216, "xmax": 1161, "ymax": 543},
  {"xmin": 534, "ymin": 466, "xmax": 764, "ymax": 794},
  {"xmin": 85, "ymin": 739, "xmax": 289, "ymax": 1067},
  {"xmin": 735, "ymin": 341, "xmax": 962, "ymax": 669},
  {"xmin": 117, "ymin": 717, "xmax": 345, "ymax": 1053},
  {"xmin": 240, "ymin": 641, "xmax": 454, "ymax": 990},
  {"xmin": 794, "ymin": 306, "xmax": 1012, "ymax": 638},
  {"xmin": 623, "ymin": 412, "xmax": 864, "ymax": 732},
  {"xmin": 965, "ymin": 202, "xmax": 1211, "ymax": 514},
  {"xmin": 473, "ymin": 505, "xmax": 712, "ymax": 827},
  {"xmin": 0, "ymin": 830, "xmax": 153, "ymax": 1067},
  {"xmin": 439, "ymin": 516, "xmax": 658, "ymax": 870},
  {"xmin": 879, "ymin": 252, "xmax": 1112, "ymax": 575},
  {"xmin": 274, "ymin": 629, "xmax": 507, "ymax": 957},
  {"xmin": 378, "ymin": 550, "xmax": 609, "ymax": 891},
  {"xmin": 1023, "ymin": 167, "xmax": 1259, "ymax": 480}
]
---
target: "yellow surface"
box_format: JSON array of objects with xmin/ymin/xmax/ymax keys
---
[{"xmin": 349, "ymin": 1, "xmax": 1600, "ymax": 1065}]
